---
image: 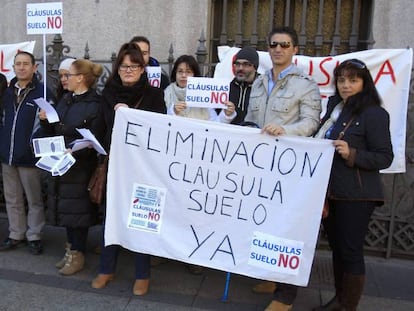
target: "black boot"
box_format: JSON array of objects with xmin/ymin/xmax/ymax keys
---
[
  {"xmin": 312, "ymin": 295, "xmax": 343, "ymax": 311},
  {"xmin": 312, "ymin": 256, "xmax": 344, "ymax": 311},
  {"xmin": 341, "ymin": 273, "xmax": 365, "ymax": 311}
]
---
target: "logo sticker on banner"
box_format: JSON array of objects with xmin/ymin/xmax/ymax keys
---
[
  {"xmin": 127, "ymin": 183, "xmax": 166, "ymax": 233},
  {"xmin": 249, "ymin": 231, "xmax": 304, "ymax": 276}
]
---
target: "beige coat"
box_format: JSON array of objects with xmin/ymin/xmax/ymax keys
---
[{"xmin": 245, "ymin": 66, "xmax": 321, "ymax": 136}]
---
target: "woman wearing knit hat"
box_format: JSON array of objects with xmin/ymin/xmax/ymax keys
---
[
  {"xmin": 57, "ymin": 58, "xmax": 76, "ymax": 101},
  {"xmin": 38, "ymin": 59, "xmax": 104, "ymax": 276}
]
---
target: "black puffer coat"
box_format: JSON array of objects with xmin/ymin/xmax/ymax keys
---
[{"xmin": 38, "ymin": 89, "xmax": 103, "ymax": 227}]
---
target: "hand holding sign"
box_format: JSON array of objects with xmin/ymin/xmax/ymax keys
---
[
  {"xmin": 223, "ymin": 101, "xmax": 236, "ymax": 116},
  {"xmin": 173, "ymin": 101, "xmax": 187, "ymax": 114},
  {"xmin": 34, "ymin": 98, "xmax": 59, "ymax": 123}
]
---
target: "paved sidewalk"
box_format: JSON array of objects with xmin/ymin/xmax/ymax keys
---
[{"xmin": 0, "ymin": 216, "xmax": 413, "ymax": 311}]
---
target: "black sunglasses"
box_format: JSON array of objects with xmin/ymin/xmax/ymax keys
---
[
  {"xmin": 269, "ymin": 41, "xmax": 291, "ymax": 49},
  {"xmin": 342, "ymin": 59, "xmax": 366, "ymax": 69}
]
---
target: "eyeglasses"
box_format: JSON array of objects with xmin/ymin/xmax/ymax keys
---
[
  {"xmin": 119, "ymin": 64, "xmax": 142, "ymax": 71},
  {"xmin": 60, "ymin": 73, "xmax": 81, "ymax": 79},
  {"xmin": 342, "ymin": 59, "xmax": 366, "ymax": 69},
  {"xmin": 177, "ymin": 70, "xmax": 194, "ymax": 75},
  {"xmin": 233, "ymin": 61, "xmax": 253, "ymax": 68},
  {"xmin": 269, "ymin": 41, "xmax": 292, "ymax": 49}
]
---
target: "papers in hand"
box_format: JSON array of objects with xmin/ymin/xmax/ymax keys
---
[
  {"xmin": 33, "ymin": 136, "xmax": 66, "ymax": 157},
  {"xmin": 71, "ymin": 128, "xmax": 107, "ymax": 155},
  {"xmin": 36, "ymin": 153, "xmax": 76, "ymax": 176},
  {"xmin": 33, "ymin": 135, "xmax": 76, "ymax": 176},
  {"xmin": 34, "ymin": 97, "xmax": 60, "ymax": 123}
]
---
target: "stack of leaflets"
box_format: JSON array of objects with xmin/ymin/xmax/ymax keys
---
[
  {"xmin": 33, "ymin": 129, "xmax": 107, "ymax": 176},
  {"xmin": 33, "ymin": 136, "xmax": 76, "ymax": 176}
]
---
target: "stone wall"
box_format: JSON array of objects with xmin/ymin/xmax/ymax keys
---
[
  {"xmin": 1, "ymin": 0, "xmax": 210, "ymax": 62},
  {"xmin": 372, "ymin": 0, "xmax": 414, "ymax": 50}
]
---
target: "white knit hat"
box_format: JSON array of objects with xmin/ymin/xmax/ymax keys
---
[{"xmin": 58, "ymin": 58, "xmax": 76, "ymax": 71}]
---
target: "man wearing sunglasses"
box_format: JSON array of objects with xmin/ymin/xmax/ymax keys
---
[{"xmin": 245, "ymin": 27, "xmax": 321, "ymax": 311}]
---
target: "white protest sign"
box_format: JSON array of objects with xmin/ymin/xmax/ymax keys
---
[
  {"xmin": 105, "ymin": 108, "xmax": 335, "ymax": 286},
  {"xmin": 0, "ymin": 41, "xmax": 36, "ymax": 82},
  {"xmin": 186, "ymin": 77, "xmax": 230, "ymax": 108},
  {"xmin": 214, "ymin": 47, "xmax": 413, "ymax": 173},
  {"xmin": 145, "ymin": 66, "xmax": 161, "ymax": 88},
  {"xmin": 27, "ymin": 2, "xmax": 63, "ymax": 34}
]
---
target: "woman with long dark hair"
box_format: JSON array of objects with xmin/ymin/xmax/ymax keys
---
[{"xmin": 313, "ymin": 59, "xmax": 394, "ymax": 311}]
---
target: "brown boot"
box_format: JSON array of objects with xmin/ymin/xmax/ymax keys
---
[
  {"xmin": 58, "ymin": 250, "xmax": 85, "ymax": 276},
  {"xmin": 264, "ymin": 300, "xmax": 292, "ymax": 311},
  {"xmin": 55, "ymin": 243, "xmax": 72, "ymax": 269},
  {"xmin": 91, "ymin": 273, "xmax": 115, "ymax": 289},
  {"xmin": 252, "ymin": 281, "xmax": 277, "ymax": 294},
  {"xmin": 133, "ymin": 279, "xmax": 149, "ymax": 296},
  {"xmin": 341, "ymin": 274, "xmax": 365, "ymax": 311}
]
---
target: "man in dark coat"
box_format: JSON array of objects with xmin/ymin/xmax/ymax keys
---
[
  {"xmin": 130, "ymin": 35, "xmax": 170, "ymax": 90},
  {"xmin": 229, "ymin": 46, "xmax": 259, "ymax": 125},
  {"xmin": 0, "ymin": 51, "xmax": 55, "ymax": 255}
]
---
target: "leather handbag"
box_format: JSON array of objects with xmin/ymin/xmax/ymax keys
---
[{"xmin": 88, "ymin": 156, "xmax": 108, "ymax": 205}]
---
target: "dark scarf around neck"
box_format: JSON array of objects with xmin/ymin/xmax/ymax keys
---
[{"xmin": 103, "ymin": 74, "xmax": 149, "ymax": 108}]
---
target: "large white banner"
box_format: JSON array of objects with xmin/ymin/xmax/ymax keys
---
[
  {"xmin": 105, "ymin": 108, "xmax": 335, "ymax": 286},
  {"xmin": 0, "ymin": 41, "xmax": 36, "ymax": 82},
  {"xmin": 215, "ymin": 47, "xmax": 413, "ymax": 173}
]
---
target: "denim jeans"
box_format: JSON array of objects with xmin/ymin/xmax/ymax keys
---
[{"xmin": 98, "ymin": 225, "xmax": 150, "ymax": 279}]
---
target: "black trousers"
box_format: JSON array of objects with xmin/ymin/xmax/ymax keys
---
[
  {"xmin": 272, "ymin": 283, "xmax": 298, "ymax": 305},
  {"xmin": 66, "ymin": 226, "xmax": 89, "ymax": 253},
  {"xmin": 322, "ymin": 200, "xmax": 375, "ymax": 275}
]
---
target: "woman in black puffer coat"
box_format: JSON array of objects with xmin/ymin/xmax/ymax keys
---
[{"xmin": 37, "ymin": 59, "xmax": 104, "ymax": 276}]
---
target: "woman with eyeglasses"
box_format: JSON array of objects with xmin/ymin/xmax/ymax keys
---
[
  {"xmin": 161, "ymin": 54, "xmax": 235, "ymax": 275},
  {"xmin": 56, "ymin": 58, "xmax": 76, "ymax": 101},
  {"xmin": 313, "ymin": 59, "xmax": 393, "ymax": 311},
  {"xmin": 37, "ymin": 59, "xmax": 103, "ymax": 276},
  {"xmin": 91, "ymin": 42, "xmax": 166, "ymax": 296},
  {"xmin": 165, "ymin": 54, "xmax": 236, "ymax": 122}
]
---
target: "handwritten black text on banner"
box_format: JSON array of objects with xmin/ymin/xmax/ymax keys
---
[{"xmin": 105, "ymin": 108, "xmax": 335, "ymax": 286}]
